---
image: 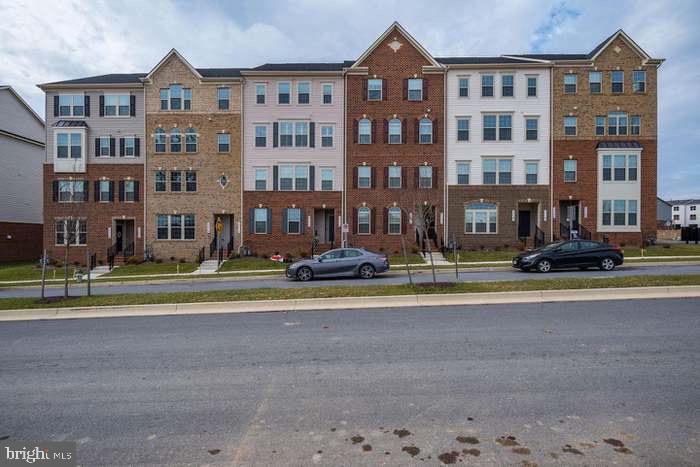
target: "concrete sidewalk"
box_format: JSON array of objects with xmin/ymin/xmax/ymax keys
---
[{"xmin": 1, "ymin": 285, "xmax": 699, "ymax": 322}]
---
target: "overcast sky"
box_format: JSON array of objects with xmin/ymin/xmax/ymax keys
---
[{"xmin": 1, "ymin": 0, "xmax": 697, "ymax": 198}]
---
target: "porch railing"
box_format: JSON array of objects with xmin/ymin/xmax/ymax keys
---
[
  {"xmin": 578, "ymin": 224, "xmax": 592, "ymax": 240},
  {"xmin": 209, "ymin": 238, "xmax": 217, "ymax": 258},
  {"xmin": 198, "ymin": 246, "xmax": 205, "ymax": 264},
  {"xmin": 107, "ymin": 244, "xmax": 117, "ymax": 270},
  {"xmin": 534, "ymin": 226, "xmax": 545, "ymax": 248},
  {"xmin": 123, "ymin": 241, "xmax": 134, "ymax": 259},
  {"xmin": 226, "ymin": 237, "xmax": 234, "ymax": 257},
  {"xmin": 559, "ymin": 222, "xmax": 571, "ymax": 241}
]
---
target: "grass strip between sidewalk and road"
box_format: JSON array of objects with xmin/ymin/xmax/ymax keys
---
[{"xmin": 2, "ymin": 274, "xmax": 699, "ymax": 311}]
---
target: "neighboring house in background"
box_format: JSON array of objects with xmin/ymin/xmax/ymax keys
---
[
  {"xmin": 38, "ymin": 75, "xmax": 146, "ymax": 265},
  {"xmin": 0, "ymin": 85, "xmax": 45, "ymax": 262},
  {"xmin": 656, "ymin": 197, "xmax": 672, "ymax": 226},
  {"xmin": 670, "ymin": 199, "xmax": 700, "ymax": 228}
]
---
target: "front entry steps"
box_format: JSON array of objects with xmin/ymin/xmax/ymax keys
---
[
  {"xmin": 420, "ymin": 251, "xmax": 451, "ymax": 266},
  {"xmin": 89, "ymin": 266, "xmax": 112, "ymax": 278},
  {"xmin": 196, "ymin": 260, "xmax": 220, "ymax": 274}
]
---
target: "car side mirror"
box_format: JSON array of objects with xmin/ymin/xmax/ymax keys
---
[{"xmin": 317, "ymin": 258, "xmax": 323, "ymax": 263}]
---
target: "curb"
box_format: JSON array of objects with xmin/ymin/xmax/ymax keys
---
[{"xmin": 1, "ymin": 285, "xmax": 699, "ymax": 322}]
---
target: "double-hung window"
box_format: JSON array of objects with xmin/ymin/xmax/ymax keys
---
[
  {"xmin": 279, "ymin": 122, "xmax": 293, "ymax": 147},
  {"xmin": 255, "ymin": 125, "xmax": 267, "ymax": 147},
  {"xmin": 294, "ymin": 165, "xmax": 308, "ymax": 190},
  {"xmin": 525, "ymin": 117, "xmax": 538, "ymax": 141},
  {"xmin": 59, "ymin": 94, "xmax": 84, "ymax": 117},
  {"xmin": 278, "ymin": 165, "xmax": 309, "ymax": 191},
  {"xmin": 99, "ymin": 137, "xmax": 111, "ymax": 157},
  {"xmin": 255, "ymin": 168, "xmax": 268, "ymax": 190},
  {"xmin": 104, "ymin": 95, "xmax": 130, "ymax": 116},
  {"xmin": 255, "ymin": 84, "xmax": 266, "ymax": 104},
  {"xmin": 483, "ymin": 159, "xmax": 511, "ymax": 184},
  {"xmin": 367, "ymin": 79, "xmax": 382, "ymax": 100},
  {"xmin": 185, "ymin": 171, "xmax": 197, "ymax": 192},
  {"xmin": 388, "ymin": 207, "xmax": 401, "ymax": 234},
  {"xmin": 58, "ymin": 180, "xmax": 86, "ymax": 202},
  {"xmin": 254, "ymin": 208, "xmax": 268, "ymax": 234},
  {"xmin": 611, "ymin": 71, "xmax": 624, "ymax": 93},
  {"xmin": 124, "ymin": 180, "xmax": 136, "ymax": 202},
  {"xmin": 278, "ymin": 166, "xmax": 293, "ymax": 190},
  {"xmin": 501, "ymin": 74, "xmax": 514, "ymax": 97},
  {"xmin": 457, "ymin": 118, "xmax": 469, "ymax": 141},
  {"xmin": 613, "ymin": 155, "xmax": 626, "ymax": 181},
  {"xmin": 465, "ymin": 203, "xmax": 497, "ymax": 234},
  {"xmin": 185, "ymin": 128, "xmax": 197, "ymax": 153},
  {"xmin": 608, "ymin": 112, "xmax": 628, "ymax": 135},
  {"xmin": 498, "ymin": 115, "xmax": 512, "ymax": 140},
  {"xmin": 170, "ymin": 128, "xmax": 181, "ymax": 152},
  {"xmin": 357, "ymin": 166, "xmax": 371, "ymax": 188},
  {"xmin": 483, "ymin": 114, "xmax": 511, "ymax": 141},
  {"xmin": 481, "ymin": 75, "xmax": 494, "ymax": 97},
  {"xmin": 602, "ymin": 200, "xmax": 637, "ymax": 226},
  {"xmin": 564, "ymin": 116, "xmax": 577, "ymax": 136},
  {"xmin": 218, "ymin": 133, "xmax": 230, "ymax": 152},
  {"xmin": 564, "ymin": 74, "xmax": 577, "ymax": 94},
  {"xmin": 170, "ymin": 171, "xmax": 182, "ymax": 192},
  {"xmin": 217, "ymin": 87, "xmax": 230, "ymax": 110},
  {"xmin": 56, "ymin": 133, "xmax": 82, "ymax": 159},
  {"xmin": 407, "ymin": 79, "xmax": 423, "ymax": 100},
  {"xmin": 388, "ymin": 119, "xmax": 401, "ymax": 144},
  {"xmin": 320, "ymin": 168, "xmax": 334, "ymax": 191},
  {"xmin": 564, "ymin": 159, "xmax": 577, "ymax": 182},
  {"xmin": 628, "ymin": 155, "xmax": 638, "ymax": 180},
  {"xmin": 419, "ymin": 119, "xmax": 433, "ymax": 144},
  {"xmin": 419, "ymin": 166, "xmax": 433, "ymax": 188},
  {"xmin": 525, "ymin": 162, "xmax": 538, "ymax": 184},
  {"xmin": 527, "ymin": 76, "xmax": 537, "ymax": 97},
  {"xmin": 322, "ymin": 83, "xmax": 333, "ymax": 104},
  {"xmin": 458, "ymin": 77, "xmax": 469, "ymax": 97},
  {"xmin": 602, "ymin": 154, "xmax": 638, "ymax": 182},
  {"xmin": 160, "ymin": 87, "xmax": 189, "ymax": 110},
  {"xmin": 124, "ymin": 137, "xmax": 135, "ymax": 157},
  {"xmin": 630, "ymin": 116, "xmax": 641, "ymax": 135},
  {"xmin": 321, "ymin": 125, "xmax": 334, "ymax": 147},
  {"xmin": 483, "ymin": 115, "xmax": 497, "ymax": 141},
  {"xmin": 154, "ymin": 128, "xmax": 166, "ymax": 153},
  {"xmin": 633, "ymin": 70, "xmax": 646, "ymax": 93},
  {"xmin": 294, "ymin": 122, "xmax": 309, "ymax": 147},
  {"xmin": 388, "ymin": 166, "xmax": 401, "ymax": 188},
  {"xmin": 595, "ymin": 116, "xmax": 606, "ymax": 136},
  {"xmin": 278, "ymin": 121, "xmax": 309, "ymax": 147},
  {"xmin": 157, "ymin": 214, "xmax": 195, "ymax": 240},
  {"xmin": 357, "ymin": 207, "xmax": 371, "ymax": 234},
  {"xmin": 55, "ymin": 219, "xmax": 87, "ymax": 245},
  {"xmin": 286, "ymin": 208, "xmax": 301, "ymax": 234},
  {"xmin": 98, "ymin": 180, "xmax": 111, "ymax": 202},
  {"xmin": 456, "ymin": 162, "xmax": 469, "ymax": 185},
  {"xmin": 278, "ymin": 82, "xmax": 290, "ymax": 104},
  {"xmin": 589, "ymin": 72, "xmax": 602, "ymax": 93},
  {"xmin": 297, "ymin": 82, "xmax": 310, "ymax": 104},
  {"xmin": 358, "ymin": 119, "xmax": 371, "ymax": 144},
  {"xmin": 155, "ymin": 171, "xmax": 166, "ymax": 192}
]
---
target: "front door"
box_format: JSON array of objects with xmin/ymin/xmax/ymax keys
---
[
  {"xmin": 325, "ymin": 210, "xmax": 335, "ymax": 246},
  {"xmin": 518, "ymin": 210, "xmax": 531, "ymax": 238},
  {"xmin": 115, "ymin": 222, "xmax": 124, "ymax": 252}
]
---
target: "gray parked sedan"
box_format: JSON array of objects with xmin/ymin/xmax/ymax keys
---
[{"xmin": 285, "ymin": 248, "xmax": 390, "ymax": 281}]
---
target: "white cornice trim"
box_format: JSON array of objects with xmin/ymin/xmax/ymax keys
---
[{"xmin": 350, "ymin": 21, "xmax": 442, "ymax": 69}]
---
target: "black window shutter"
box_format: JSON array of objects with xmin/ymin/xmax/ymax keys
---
[
  {"xmin": 84, "ymin": 95, "xmax": 90, "ymax": 116},
  {"xmin": 99, "ymin": 95, "xmax": 105, "ymax": 117},
  {"xmin": 110, "ymin": 137, "xmax": 116, "ymax": 157},
  {"xmin": 309, "ymin": 166, "xmax": 315, "ymax": 191},
  {"xmin": 383, "ymin": 208, "xmax": 388, "ymax": 234},
  {"xmin": 432, "ymin": 167, "xmax": 438, "ymax": 189},
  {"xmin": 309, "ymin": 122, "xmax": 315, "ymax": 148},
  {"xmin": 433, "ymin": 118, "xmax": 438, "ymax": 144},
  {"xmin": 130, "ymin": 95, "xmax": 136, "ymax": 116},
  {"xmin": 383, "ymin": 119, "xmax": 388, "ymax": 144},
  {"xmin": 83, "ymin": 181, "xmax": 89, "ymax": 201},
  {"xmin": 371, "ymin": 208, "xmax": 377, "ymax": 234},
  {"xmin": 371, "ymin": 119, "xmax": 376, "ymax": 143},
  {"xmin": 353, "ymin": 208, "xmax": 358, "ymax": 234},
  {"xmin": 414, "ymin": 119, "xmax": 420, "ymax": 143},
  {"xmin": 353, "ymin": 167, "xmax": 358, "ymax": 188},
  {"xmin": 401, "ymin": 209, "xmax": 407, "ymax": 234},
  {"xmin": 423, "ymin": 78, "xmax": 428, "ymax": 100},
  {"xmin": 371, "ymin": 167, "xmax": 376, "ymax": 189},
  {"xmin": 414, "ymin": 167, "xmax": 420, "ymax": 188},
  {"xmin": 248, "ymin": 208, "xmax": 254, "ymax": 234},
  {"xmin": 118, "ymin": 181, "xmax": 125, "ymax": 201},
  {"xmin": 402, "ymin": 166, "xmax": 407, "ymax": 188},
  {"xmin": 362, "ymin": 80, "xmax": 367, "ymax": 101},
  {"xmin": 52, "ymin": 181, "xmax": 58, "ymax": 201},
  {"xmin": 94, "ymin": 138, "xmax": 100, "ymax": 157},
  {"xmin": 266, "ymin": 208, "xmax": 272, "ymax": 234},
  {"xmin": 403, "ymin": 79, "xmax": 408, "ymax": 100},
  {"xmin": 401, "ymin": 119, "xmax": 407, "ymax": 144},
  {"xmin": 273, "ymin": 165, "xmax": 279, "ymax": 191},
  {"xmin": 109, "ymin": 181, "xmax": 114, "ymax": 201},
  {"xmin": 273, "ymin": 122, "xmax": 279, "ymax": 148},
  {"xmin": 353, "ymin": 119, "xmax": 358, "ymax": 143},
  {"xmin": 382, "ymin": 79, "xmax": 387, "ymax": 101},
  {"xmin": 94, "ymin": 181, "xmax": 100, "ymax": 202},
  {"xmin": 383, "ymin": 166, "xmax": 388, "ymax": 188},
  {"xmin": 282, "ymin": 209, "xmax": 288, "ymax": 234},
  {"xmin": 300, "ymin": 208, "xmax": 305, "ymax": 234},
  {"xmin": 133, "ymin": 181, "xmax": 140, "ymax": 202},
  {"xmin": 53, "ymin": 96, "xmax": 59, "ymax": 117},
  {"xmin": 134, "ymin": 138, "xmax": 140, "ymax": 157},
  {"xmin": 119, "ymin": 138, "xmax": 125, "ymax": 157}
]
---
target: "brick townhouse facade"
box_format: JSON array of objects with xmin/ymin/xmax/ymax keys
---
[
  {"xmin": 345, "ymin": 23, "xmax": 445, "ymax": 254},
  {"xmin": 38, "ymin": 75, "xmax": 146, "ymax": 265},
  {"xmin": 240, "ymin": 64, "xmax": 345, "ymax": 257},
  {"xmin": 143, "ymin": 50, "xmax": 243, "ymax": 262},
  {"xmin": 38, "ymin": 25, "xmax": 663, "ymax": 266}
]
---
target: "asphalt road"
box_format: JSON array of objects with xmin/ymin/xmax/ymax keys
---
[
  {"xmin": 2, "ymin": 263, "xmax": 700, "ymax": 299},
  {"xmin": 1, "ymin": 298, "xmax": 699, "ymax": 466}
]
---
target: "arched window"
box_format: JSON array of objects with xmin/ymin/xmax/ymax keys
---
[
  {"xmin": 357, "ymin": 207, "xmax": 371, "ymax": 234},
  {"xmin": 170, "ymin": 128, "xmax": 181, "ymax": 152},
  {"xmin": 465, "ymin": 202, "xmax": 497, "ymax": 234},
  {"xmin": 154, "ymin": 128, "xmax": 166, "ymax": 153},
  {"xmin": 388, "ymin": 207, "xmax": 401, "ymax": 234},
  {"xmin": 358, "ymin": 119, "xmax": 371, "ymax": 144},
  {"xmin": 185, "ymin": 127, "xmax": 197, "ymax": 153},
  {"xmin": 388, "ymin": 118, "xmax": 401, "ymax": 144},
  {"xmin": 419, "ymin": 118, "xmax": 433, "ymax": 144}
]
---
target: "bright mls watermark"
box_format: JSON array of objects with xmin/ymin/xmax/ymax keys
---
[{"xmin": 0, "ymin": 442, "xmax": 76, "ymax": 467}]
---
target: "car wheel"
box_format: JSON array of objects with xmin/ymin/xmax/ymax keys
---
[
  {"xmin": 358, "ymin": 264, "xmax": 376, "ymax": 279},
  {"xmin": 599, "ymin": 257, "xmax": 616, "ymax": 271},
  {"xmin": 536, "ymin": 259, "xmax": 552, "ymax": 273},
  {"xmin": 296, "ymin": 266, "xmax": 313, "ymax": 282}
]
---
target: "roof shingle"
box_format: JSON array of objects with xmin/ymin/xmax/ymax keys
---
[{"xmin": 596, "ymin": 141, "xmax": 643, "ymax": 149}]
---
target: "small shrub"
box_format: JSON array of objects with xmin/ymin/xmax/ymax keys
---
[
  {"xmin": 126, "ymin": 256, "xmax": 140, "ymax": 265},
  {"xmin": 620, "ymin": 241, "xmax": 627, "ymax": 247},
  {"xmin": 663, "ymin": 243, "xmax": 671, "ymax": 249},
  {"xmin": 393, "ymin": 250, "xmax": 399, "ymax": 255},
  {"xmin": 494, "ymin": 246, "xmax": 502, "ymax": 252},
  {"xmin": 170, "ymin": 256, "xmax": 176, "ymax": 262},
  {"xmin": 479, "ymin": 245, "xmax": 485, "ymax": 250},
  {"xmin": 298, "ymin": 251, "xmax": 308, "ymax": 258},
  {"xmin": 179, "ymin": 258, "xmax": 187, "ymax": 264},
  {"xmin": 155, "ymin": 258, "xmax": 163, "ymax": 264},
  {"xmin": 98, "ymin": 260, "xmax": 104, "ymax": 266},
  {"xmin": 73, "ymin": 261, "xmax": 80, "ymax": 267},
  {"xmin": 504, "ymin": 243, "xmax": 510, "ymax": 249},
  {"xmin": 54, "ymin": 260, "xmax": 64, "ymax": 268},
  {"xmin": 410, "ymin": 246, "xmax": 419, "ymax": 254},
  {"xmin": 379, "ymin": 247, "xmax": 385, "ymax": 252}
]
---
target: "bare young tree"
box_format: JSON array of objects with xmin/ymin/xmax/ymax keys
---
[{"xmin": 400, "ymin": 190, "xmax": 440, "ymax": 286}]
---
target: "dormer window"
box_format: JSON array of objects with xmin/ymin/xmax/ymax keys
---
[{"xmin": 59, "ymin": 95, "xmax": 84, "ymax": 117}]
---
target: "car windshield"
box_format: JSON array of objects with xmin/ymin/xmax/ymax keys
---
[
  {"xmin": 319, "ymin": 250, "xmax": 343, "ymax": 260},
  {"xmin": 539, "ymin": 241, "xmax": 566, "ymax": 251}
]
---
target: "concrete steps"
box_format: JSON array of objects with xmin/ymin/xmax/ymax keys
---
[
  {"xmin": 420, "ymin": 251, "xmax": 451, "ymax": 266},
  {"xmin": 196, "ymin": 260, "xmax": 220, "ymax": 274}
]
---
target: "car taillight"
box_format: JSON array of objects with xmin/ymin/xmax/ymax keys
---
[
  {"xmin": 379, "ymin": 256, "xmax": 388, "ymax": 261},
  {"xmin": 612, "ymin": 244, "xmax": 623, "ymax": 254}
]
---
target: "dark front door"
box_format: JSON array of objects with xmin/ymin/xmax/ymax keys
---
[
  {"xmin": 326, "ymin": 210, "xmax": 335, "ymax": 245},
  {"xmin": 115, "ymin": 223, "xmax": 124, "ymax": 252},
  {"xmin": 518, "ymin": 210, "xmax": 531, "ymax": 238}
]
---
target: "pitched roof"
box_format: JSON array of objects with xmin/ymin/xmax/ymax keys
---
[
  {"xmin": 596, "ymin": 141, "xmax": 643, "ymax": 149},
  {"xmin": 197, "ymin": 68, "xmax": 247, "ymax": 78},
  {"xmin": 507, "ymin": 53, "xmax": 588, "ymax": 61},
  {"xmin": 350, "ymin": 21, "xmax": 441, "ymax": 69},
  {"xmin": 436, "ymin": 56, "xmax": 537, "ymax": 65},
  {"xmin": 40, "ymin": 73, "xmax": 146, "ymax": 86},
  {"xmin": 669, "ymin": 199, "xmax": 700, "ymax": 205},
  {"xmin": 251, "ymin": 62, "xmax": 351, "ymax": 72},
  {"xmin": 0, "ymin": 85, "xmax": 44, "ymax": 125}
]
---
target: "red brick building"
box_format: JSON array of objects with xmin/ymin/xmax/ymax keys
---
[{"xmin": 345, "ymin": 23, "xmax": 445, "ymax": 253}]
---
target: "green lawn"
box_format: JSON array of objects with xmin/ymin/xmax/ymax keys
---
[
  {"xmin": 389, "ymin": 254, "xmax": 425, "ymax": 265},
  {"xmin": 219, "ymin": 257, "xmax": 287, "ymax": 271},
  {"xmin": 0, "ymin": 262, "xmax": 78, "ymax": 282},
  {"xmin": 102, "ymin": 262, "xmax": 197, "ymax": 277},
  {"xmin": 450, "ymin": 249, "xmax": 521, "ymax": 262},
  {"xmin": 623, "ymin": 244, "xmax": 700, "ymax": 257},
  {"xmin": 2, "ymin": 274, "xmax": 699, "ymax": 311}
]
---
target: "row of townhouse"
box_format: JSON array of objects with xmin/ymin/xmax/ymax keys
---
[{"xmin": 38, "ymin": 23, "xmax": 663, "ymax": 264}]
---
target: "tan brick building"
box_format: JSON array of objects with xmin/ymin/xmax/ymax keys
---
[
  {"xmin": 143, "ymin": 50, "xmax": 242, "ymax": 261},
  {"xmin": 345, "ymin": 23, "xmax": 445, "ymax": 254}
]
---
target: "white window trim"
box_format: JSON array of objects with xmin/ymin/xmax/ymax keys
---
[
  {"xmin": 255, "ymin": 82, "xmax": 267, "ymax": 105},
  {"xmin": 320, "ymin": 124, "xmax": 335, "ymax": 149},
  {"xmin": 464, "ymin": 204, "xmax": 498, "ymax": 234},
  {"xmin": 563, "ymin": 159, "xmax": 578, "ymax": 183},
  {"xmin": 357, "ymin": 207, "xmax": 371, "ymax": 235},
  {"xmin": 599, "ymin": 199, "xmax": 640, "ymax": 231},
  {"xmin": 481, "ymin": 157, "xmax": 513, "ymax": 185},
  {"xmin": 633, "ymin": 70, "xmax": 647, "ymax": 93},
  {"xmin": 321, "ymin": 82, "xmax": 334, "ymax": 105},
  {"xmin": 407, "ymin": 78, "xmax": 423, "ymax": 101},
  {"xmin": 387, "ymin": 207, "xmax": 402, "ymax": 235},
  {"xmin": 286, "ymin": 208, "xmax": 302, "ymax": 235},
  {"xmin": 457, "ymin": 75, "xmax": 470, "ymax": 98},
  {"xmin": 53, "ymin": 129, "xmax": 85, "ymax": 160},
  {"xmin": 456, "ymin": 161, "xmax": 470, "ymax": 185},
  {"xmin": 319, "ymin": 167, "xmax": 335, "ymax": 191},
  {"xmin": 482, "ymin": 112, "xmax": 513, "ymax": 142},
  {"xmin": 388, "ymin": 165, "xmax": 402, "ymax": 189},
  {"xmin": 500, "ymin": 72, "xmax": 515, "ymax": 98},
  {"xmin": 103, "ymin": 93, "xmax": 130, "ymax": 118},
  {"xmin": 253, "ymin": 208, "xmax": 268, "ymax": 234},
  {"xmin": 54, "ymin": 218, "xmax": 87, "ymax": 246},
  {"xmin": 525, "ymin": 74, "xmax": 538, "ymax": 98},
  {"xmin": 564, "ymin": 116, "xmax": 577, "ymax": 136},
  {"xmin": 156, "ymin": 214, "xmax": 195, "ymax": 241},
  {"xmin": 524, "ymin": 115, "xmax": 540, "ymax": 142},
  {"xmin": 254, "ymin": 167, "xmax": 270, "ymax": 191},
  {"xmin": 524, "ymin": 160, "xmax": 539, "ymax": 185},
  {"xmin": 480, "ymin": 73, "xmax": 495, "ymax": 98},
  {"xmin": 564, "ymin": 74, "xmax": 577, "ymax": 94},
  {"xmin": 124, "ymin": 136, "xmax": 136, "ymax": 158},
  {"xmin": 278, "ymin": 120, "xmax": 311, "ymax": 148},
  {"xmin": 278, "ymin": 164, "xmax": 310, "ymax": 191},
  {"xmin": 57, "ymin": 180, "xmax": 87, "ymax": 203},
  {"xmin": 388, "ymin": 119, "xmax": 402, "ymax": 144},
  {"xmin": 367, "ymin": 79, "xmax": 383, "ymax": 101},
  {"xmin": 217, "ymin": 86, "xmax": 230, "ymax": 111},
  {"xmin": 57, "ymin": 93, "xmax": 85, "ymax": 118},
  {"xmin": 599, "ymin": 150, "xmax": 641, "ymax": 184},
  {"xmin": 611, "ymin": 71, "xmax": 624, "ymax": 93},
  {"xmin": 456, "ymin": 116, "xmax": 470, "ymax": 142},
  {"xmin": 254, "ymin": 124, "xmax": 269, "ymax": 149},
  {"xmin": 277, "ymin": 81, "xmax": 291, "ymax": 105},
  {"xmin": 297, "ymin": 81, "xmax": 311, "ymax": 105},
  {"xmin": 357, "ymin": 166, "xmax": 372, "ymax": 189}
]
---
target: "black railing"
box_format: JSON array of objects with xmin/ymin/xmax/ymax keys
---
[
  {"xmin": 559, "ymin": 222, "xmax": 571, "ymax": 241},
  {"xmin": 107, "ymin": 244, "xmax": 117, "ymax": 270},
  {"xmin": 534, "ymin": 226, "xmax": 545, "ymax": 248},
  {"xmin": 226, "ymin": 237, "xmax": 234, "ymax": 257},
  {"xmin": 198, "ymin": 246, "xmax": 205, "ymax": 264},
  {"xmin": 123, "ymin": 241, "xmax": 134, "ymax": 259},
  {"xmin": 89, "ymin": 253, "xmax": 97, "ymax": 270},
  {"xmin": 209, "ymin": 238, "xmax": 217, "ymax": 258},
  {"xmin": 578, "ymin": 224, "xmax": 592, "ymax": 240}
]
